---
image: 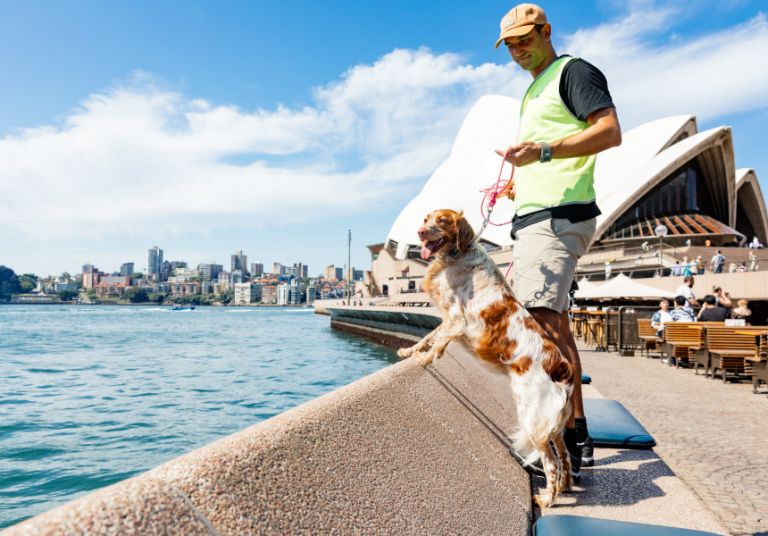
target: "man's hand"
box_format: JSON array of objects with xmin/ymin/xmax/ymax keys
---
[
  {"xmin": 495, "ymin": 142, "xmax": 541, "ymax": 167},
  {"xmin": 499, "ymin": 179, "xmax": 516, "ymax": 200}
]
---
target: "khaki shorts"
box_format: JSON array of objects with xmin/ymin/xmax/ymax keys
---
[{"xmin": 512, "ymin": 217, "xmax": 596, "ymax": 312}]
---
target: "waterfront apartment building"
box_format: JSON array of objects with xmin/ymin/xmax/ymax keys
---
[
  {"xmin": 250, "ymin": 262, "xmax": 264, "ymax": 277},
  {"xmin": 169, "ymin": 281, "xmax": 201, "ymax": 297},
  {"xmin": 147, "ymin": 246, "xmax": 163, "ymax": 279},
  {"xmin": 231, "ymin": 250, "xmax": 248, "ymax": 276},
  {"xmin": 291, "ymin": 263, "xmax": 308, "ymax": 279},
  {"xmin": 120, "ymin": 262, "xmax": 134, "ymax": 277},
  {"xmin": 305, "ymin": 285, "xmax": 317, "ymax": 304},
  {"xmin": 261, "ymin": 285, "xmax": 277, "ymax": 304},
  {"xmin": 234, "ymin": 282, "xmax": 262, "ymax": 305}
]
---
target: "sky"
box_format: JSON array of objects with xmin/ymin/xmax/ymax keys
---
[{"xmin": 1, "ymin": 0, "xmax": 768, "ymax": 277}]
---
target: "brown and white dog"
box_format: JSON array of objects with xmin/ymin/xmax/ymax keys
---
[{"xmin": 398, "ymin": 209, "xmax": 574, "ymax": 507}]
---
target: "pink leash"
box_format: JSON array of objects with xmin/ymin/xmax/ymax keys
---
[{"xmin": 477, "ymin": 149, "xmax": 515, "ymax": 280}]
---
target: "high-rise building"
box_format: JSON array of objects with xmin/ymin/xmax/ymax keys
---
[
  {"xmin": 335, "ymin": 267, "xmax": 344, "ymax": 281},
  {"xmin": 291, "ymin": 262, "xmax": 308, "ymax": 279},
  {"xmin": 272, "ymin": 262, "xmax": 286, "ymax": 276},
  {"xmin": 198, "ymin": 263, "xmax": 223, "ymax": 282},
  {"xmin": 250, "ymin": 262, "xmax": 264, "ymax": 277},
  {"xmin": 120, "ymin": 262, "xmax": 134, "ymax": 277},
  {"xmin": 82, "ymin": 264, "xmax": 100, "ymax": 289},
  {"xmin": 352, "ymin": 268, "xmax": 364, "ymax": 281},
  {"xmin": 305, "ymin": 285, "xmax": 317, "ymax": 304},
  {"xmin": 147, "ymin": 246, "xmax": 163, "ymax": 278},
  {"xmin": 231, "ymin": 250, "xmax": 248, "ymax": 276}
]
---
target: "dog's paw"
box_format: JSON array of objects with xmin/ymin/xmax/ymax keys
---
[
  {"xmin": 397, "ymin": 347, "xmax": 414, "ymax": 359},
  {"xmin": 415, "ymin": 351, "xmax": 435, "ymax": 366},
  {"xmin": 533, "ymin": 492, "xmax": 555, "ymax": 509}
]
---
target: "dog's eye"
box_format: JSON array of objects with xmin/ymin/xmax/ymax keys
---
[{"xmin": 438, "ymin": 218, "xmax": 447, "ymax": 224}]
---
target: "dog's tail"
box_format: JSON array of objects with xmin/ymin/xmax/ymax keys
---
[{"xmin": 509, "ymin": 370, "xmax": 572, "ymax": 466}]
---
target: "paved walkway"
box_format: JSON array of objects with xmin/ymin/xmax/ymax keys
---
[{"xmin": 579, "ymin": 345, "xmax": 768, "ymax": 536}]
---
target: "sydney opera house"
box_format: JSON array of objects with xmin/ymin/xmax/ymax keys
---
[{"xmin": 365, "ymin": 95, "xmax": 767, "ymax": 298}]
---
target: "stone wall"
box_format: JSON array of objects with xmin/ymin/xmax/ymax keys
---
[{"xmin": 4, "ymin": 344, "xmax": 531, "ymax": 535}]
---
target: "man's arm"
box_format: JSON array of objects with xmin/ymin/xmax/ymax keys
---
[{"xmin": 496, "ymin": 107, "xmax": 621, "ymax": 167}]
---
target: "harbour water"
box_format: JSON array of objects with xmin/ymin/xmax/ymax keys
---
[{"xmin": 0, "ymin": 305, "xmax": 398, "ymax": 528}]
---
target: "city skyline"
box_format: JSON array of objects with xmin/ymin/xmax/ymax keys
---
[{"xmin": 2, "ymin": 1, "xmax": 768, "ymax": 275}]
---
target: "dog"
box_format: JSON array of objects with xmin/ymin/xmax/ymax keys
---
[{"xmin": 397, "ymin": 208, "xmax": 574, "ymax": 507}]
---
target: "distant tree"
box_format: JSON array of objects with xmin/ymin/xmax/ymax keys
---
[
  {"xmin": 218, "ymin": 290, "xmax": 234, "ymax": 304},
  {"xmin": 18, "ymin": 274, "xmax": 37, "ymax": 293},
  {"xmin": 124, "ymin": 287, "xmax": 149, "ymax": 303},
  {"xmin": 58, "ymin": 290, "xmax": 78, "ymax": 301},
  {"xmin": 148, "ymin": 292, "xmax": 166, "ymax": 304},
  {"xmin": 133, "ymin": 272, "xmax": 144, "ymax": 280},
  {"xmin": 0, "ymin": 266, "xmax": 22, "ymax": 300},
  {"xmin": 86, "ymin": 290, "xmax": 98, "ymax": 303},
  {"xmin": 60, "ymin": 272, "xmax": 72, "ymax": 282}
]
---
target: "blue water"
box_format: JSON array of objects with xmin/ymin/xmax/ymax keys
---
[{"xmin": 0, "ymin": 305, "xmax": 397, "ymax": 528}]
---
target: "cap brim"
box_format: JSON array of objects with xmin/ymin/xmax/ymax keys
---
[{"xmin": 494, "ymin": 24, "xmax": 536, "ymax": 48}]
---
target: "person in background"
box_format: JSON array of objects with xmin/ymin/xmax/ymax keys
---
[
  {"xmin": 738, "ymin": 261, "xmax": 748, "ymax": 273},
  {"xmin": 671, "ymin": 260, "xmax": 681, "ymax": 277},
  {"xmin": 675, "ymin": 275, "xmax": 699, "ymax": 308},
  {"xmin": 731, "ymin": 299, "xmax": 752, "ymax": 324},
  {"xmin": 604, "ymin": 260, "xmax": 612, "ymax": 279},
  {"xmin": 728, "ymin": 262, "xmax": 738, "ymax": 273},
  {"xmin": 696, "ymin": 255, "xmax": 705, "ymax": 274},
  {"xmin": 682, "ymin": 256, "xmax": 692, "ymax": 277},
  {"xmin": 670, "ymin": 295, "xmax": 696, "ymax": 322},
  {"xmin": 711, "ymin": 249, "xmax": 726, "ymax": 273},
  {"xmin": 712, "ymin": 286, "xmax": 732, "ymax": 310},
  {"xmin": 749, "ymin": 236, "xmax": 762, "ymax": 249},
  {"xmin": 651, "ymin": 298, "xmax": 673, "ymax": 337},
  {"xmin": 705, "ymin": 239, "xmax": 712, "ymax": 247},
  {"xmin": 750, "ymin": 250, "xmax": 759, "ymax": 272},
  {"xmin": 697, "ymin": 294, "xmax": 728, "ymax": 322}
]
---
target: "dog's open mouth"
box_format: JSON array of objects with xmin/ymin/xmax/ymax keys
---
[{"xmin": 421, "ymin": 238, "xmax": 446, "ymax": 260}]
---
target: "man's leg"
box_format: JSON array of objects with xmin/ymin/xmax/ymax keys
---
[{"xmin": 530, "ymin": 307, "xmax": 593, "ymax": 476}]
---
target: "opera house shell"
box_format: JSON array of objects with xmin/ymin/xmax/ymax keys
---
[{"xmin": 368, "ymin": 95, "xmax": 767, "ymax": 296}]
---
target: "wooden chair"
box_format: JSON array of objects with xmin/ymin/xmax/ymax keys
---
[
  {"xmin": 705, "ymin": 326, "xmax": 768, "ymax": 383},
  {"xmin": 746, "ymin": 332, "xmax": 768, "ymax": 393},
  {"xmin": 636, "ymin": 318, "xmax": 662, "ymax": 358},
  {"xmin": 661, "ymin": 322, "xmax": 717, "ymax": 367}
]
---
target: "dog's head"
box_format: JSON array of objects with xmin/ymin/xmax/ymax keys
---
[{"xmin": 418, "ymin": 209, "xmax": 475, "ymax": 260}]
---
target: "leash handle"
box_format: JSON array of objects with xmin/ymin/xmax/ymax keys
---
[{"xmin": 477, "ymin": 149, "xmax": 515, "ymax": 238}]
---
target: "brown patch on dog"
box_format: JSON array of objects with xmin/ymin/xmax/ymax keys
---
[
  {"xmin": 475, "ymin": 295, "xmax": 518, "ymax": 372},
  {"xmin": 456, "ymin": 214, "xmax": 475, "ymax": 253},
  {"xmin": 523, "ymin": 316, "xmax": 545, "ymax": 335},
  {"xmin": 509, "ymin": 355, "xmax": 532, "ymax": 375},
  {"xmin": 541, "ymin": 340, "xmax": 574, "ymax": 384}
]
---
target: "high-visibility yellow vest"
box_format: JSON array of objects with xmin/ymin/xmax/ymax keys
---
[{"xmin": 514, "ymin": 56, "xmax": 596, "ymax": 217}]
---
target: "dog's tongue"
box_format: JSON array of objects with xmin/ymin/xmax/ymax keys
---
[{"xmin": 420, "ymin": 243, "xmax": 433, "ymax": 260}]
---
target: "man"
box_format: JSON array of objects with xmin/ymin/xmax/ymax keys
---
[
  {"xmin": 710, "ymin": 249, "xmax": 726, "ymax": 273},
  {"xmin": 494, "ymin": 3, "xmax": 622, "ymax": 477},
  {"xmin": 651, "ymin": 298, "xmax": 673, "ymax": 337},
  {"xmin": 712, "ymin": 285, "xmax": 732, "ymax": 310},
  {"xmin": 697, "ymin": 294, "xmax": 728, "ymax": 322},
  {"xmin": 670, "ymin": 295, "xmax": 696, "ymax": 323},
  {"xmin": 674, "ymin": 275, "xmax": 699, "ymax": 308}
]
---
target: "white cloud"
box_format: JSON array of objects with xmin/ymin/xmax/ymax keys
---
[
  {"xmin": 0, "ymin": 49, "xmax": 521, "ymax": 240},
  {"xmin": 564, "ymin": 9, "xmax": 768, "ymax": 127},
  {"xmin": 2, "ymin": 5, "xmax": 768, "ymax": 257}
]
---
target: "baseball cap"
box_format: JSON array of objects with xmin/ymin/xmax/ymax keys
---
[{"xmin": 494, "ymin": 3, "xmax": 548, "ymax": 48}]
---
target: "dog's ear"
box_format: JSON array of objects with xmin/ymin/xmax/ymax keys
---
[{"xmin": 456, "ymin": 214, "xmax": 475, "ymax": 252}]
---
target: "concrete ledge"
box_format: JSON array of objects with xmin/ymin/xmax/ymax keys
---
[{"xmin": 4, "ymin": 346, "xmax": 532, "ymax": 535}]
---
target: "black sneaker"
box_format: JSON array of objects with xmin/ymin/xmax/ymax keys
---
[{"xmin": 578, "ymin": 436, "xmax": 595, "ymax": 467}]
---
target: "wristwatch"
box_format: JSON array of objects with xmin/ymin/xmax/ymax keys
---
[{"xmin": 539, "ymin": 142, "xmax": 552, "ymax": 163}]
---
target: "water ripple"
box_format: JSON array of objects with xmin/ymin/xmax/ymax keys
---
[{"xmin": 0, "ymin": 304, "xmax": 397, "ymax": 528}]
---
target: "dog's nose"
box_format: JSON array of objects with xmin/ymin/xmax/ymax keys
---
[{"xmin": 417, "ymin": 226, "xmax": 428, "ymax": 239}]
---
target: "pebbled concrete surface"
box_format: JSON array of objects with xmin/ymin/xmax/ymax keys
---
[{"xmin": 578, "ymin": 344, "xmax": 767, "ymax": 536}]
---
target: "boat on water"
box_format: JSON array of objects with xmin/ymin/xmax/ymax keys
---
[{"xmin": 170, "ymin": 305, "xmax": 196, "ymax": 311}]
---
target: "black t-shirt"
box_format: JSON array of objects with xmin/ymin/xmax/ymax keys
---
[
  {"xmin": 560, "ymin": 56, "xmax": 615, "ymax": 122},
  {"xmin": 511, "ymin": 56, "xmax": 615, "ymax": 235},
  {"xmin": 699, "ymin": 306, "xmax": 728, "ymax": 322}
]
